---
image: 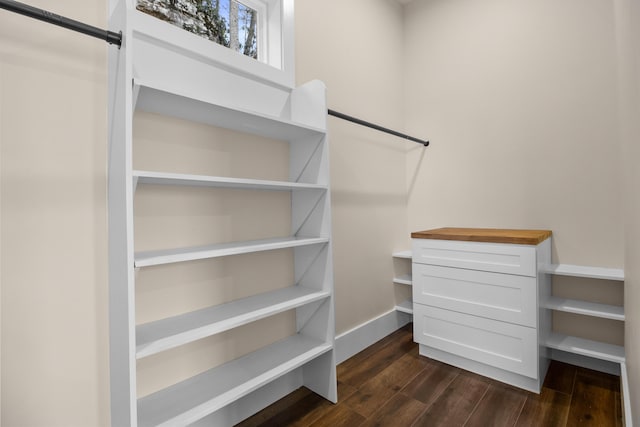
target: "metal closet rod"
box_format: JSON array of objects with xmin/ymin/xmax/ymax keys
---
[
  {"xmin": 0, "ymin": 0, "xmax": 429, "ymax": 147},
  {"xmin": 328, "ymin": 109, "xmax": 429, "ymax": 147},
  {"xmin": 0, "ymin": 0, "xmax": 122, "ymax": 46}
]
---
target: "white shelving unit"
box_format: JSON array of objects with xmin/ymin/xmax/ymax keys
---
[
  {"xmin": 133, "ymin": 170, "xmax": 328, "ymax": 192},
  {"xmin": 541, "ymin": 263, "xmax": 624, "ymax": 281},
  {"xmin": 136, "ymin": 286, "xmax": 332, "ymax": 359},
  {"xmin": 137, "ymin": 335, "xmax": 332, "ymax": 427},
  {"xmin": 392, "ymin": 251, "xmax": 413, "ymax": 314},
  {"xmin": 392, "ymin": 250, "xmax": 413, "ymax": 259},
  {"xmin": 393, "ymin": 274, "xmax": 413, "ymax": 286},
  {"xmin": 108, "ymin": 3, "xmax": 337, "ymax": 425},
  {"xmin": 395, "ymin": 299, "xmax": 414, "ymax": 315},
  {"xmin": 545, "ymin": 333, "xmax": 625, "ymax": 364},
  {"xmin": 542, "ymin": 263, "xmax": 625, "ymax": 365},
  {"xmin": 135, "ymin": 237, "xmax": 330, "ymax": 268},
  {"xmin": 543, "ymin": 296, "xmax": 624, "ymax": 321}
]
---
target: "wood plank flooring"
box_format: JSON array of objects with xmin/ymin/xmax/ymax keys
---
[{"xmin": 237, "ymin": 324, "xmax": 623, "ymax": 427}]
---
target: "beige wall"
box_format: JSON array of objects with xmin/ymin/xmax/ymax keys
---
[
  {"xmin": 0, "ymin": 1, "xmax": 109, "ymax": 425},
  {"xmin": 616, "ymin": 0, "xmax": 640, "ymax": 418},
  {"xmin": 1, "ymin": 0, "xmax": 408, "ymax": 424},
  {"xmin": 403, "ymin": 0, "xmax": 625, "ymax": 345},
  {"xmin": 1, "ymin": 0, "xmax": 638, "ymax": 424},
  {"xmin": 295, "ymin": 0, "xmax": 410, "ymax": 334}
]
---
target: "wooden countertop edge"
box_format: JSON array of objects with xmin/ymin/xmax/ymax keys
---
[{"xmin": 411, "ymin": 228, "xmax": 553, "ymax": 245}]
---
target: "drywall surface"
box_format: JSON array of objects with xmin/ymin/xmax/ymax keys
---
[
  {"xmin": 616, "ymin": 0, "xmax": 640, "ymax": 419},
  {"xmin": 0, "ymin": 0, "xmax": 109, "ymax": 425},
  {"xmin": 403, "ymin": 0, "xmax": 624, "ymax": 344},
  {"xmin": 295, "ymin": 0, "xmax": 410, "ymax": 335}
]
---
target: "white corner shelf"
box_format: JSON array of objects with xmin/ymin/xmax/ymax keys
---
[
  {"xmin": 393, "ymin": 274, "xmax": 413, "ymax": 286},
  {"xmin": 134, "ymin": 79, "xmax": 326, "ymax": 142},
  {"xmin": 134, "ymin": 237, "xmax": 329, "ymax": 268},
  {"xmin": 544, "ymin": 333, "xmax": 625, "ymax": 364},
  {"xmin": 541, "ymin": 262, "xmax": 626, "ymax": 368},
  {"xmin": 392, "ymin": 251, "xmax": 412, "ymax": 315},
  {"xmin": 133, "ymin": 170, "xmax": 327, "ymax": 192},
  {"xmin": 137, "ymin": 286, "xmax": 331, "ymax": 359},
  {"xmin": 541, "ymin": 263, "xmax": 624, "ymax": 281},
  {"xmin": 395, "ymin": 299, "xmax": 413, "ymax": 315},
  {"xmin": 137, "ymin": 335, "xmax": 332, "ymax": 427},
  {"xmin": 543, "ymin": 296, "xmax": 624, "ymax": 321},
  {"xmin": 392, "ymin": 250, "xmax": 412, "ymax": 259}
]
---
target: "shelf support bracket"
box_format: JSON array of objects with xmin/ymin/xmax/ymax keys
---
[
  {"xmin": 132, "ymin": 176, "xmax": 139, "ymax": 194},
  {"xmin": 293, "ymin": 192, "xmax": 326, "ymax": 237},
  {"xmin": 293, "ymin": 136, "xmax": 324, "ymax": 184}
]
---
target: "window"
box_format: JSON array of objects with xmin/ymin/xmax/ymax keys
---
[
  {"xmin": 132, "ymin": 0, "xmax": 294, "ymax": 87},
  {"xmin": 136, "ymin": 0, "xmax": 262, "ymax": 60}
]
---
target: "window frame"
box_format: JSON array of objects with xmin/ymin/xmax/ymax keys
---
[{"xmin": 131, "ymin": 0, "xmax": 294, "ymax": 88}]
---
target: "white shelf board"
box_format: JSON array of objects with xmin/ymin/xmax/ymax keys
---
[
  {"xmin": 393, "ymin": 274, "xmax": 413, "ymax": 286},
  {"xmin": 395, "ymin": 299, "xmax": 413, "ymax": 315},
  {"xmin": 392, "ymin": 250, "xmax": 412, "ymax": 259},
  {"xmin": 133, "ymin": 170, "xmax": 327, "ymax": 192},
  {"xmin": 137, "ymin": 335, "xmax": 332, "ymax": 427},
  {"xmin": 134, "ymin": 79, "xmax": 326, "ymax": 141},
  {"xmin": 544, "ymin": 333, "xmax": 625, "ymax": 364},
  {"xmin": 544, "ymin": 296, "xmax": 624, "ymax": 321},
  {"xmin": 137, "ymin": 286, "xmax": 330, "ymax": 359},
  {"xmin": 135, "ymin": 236, "xmax": 329, "ymax": 268},
  {"xmin": 541, "ymin": 264, "xmax": 624, "ymax": 281}
]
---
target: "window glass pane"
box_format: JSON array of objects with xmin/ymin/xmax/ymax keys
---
[{"xmin": 136, "ymin": 0, "xmax": 259, "ymax": 59}]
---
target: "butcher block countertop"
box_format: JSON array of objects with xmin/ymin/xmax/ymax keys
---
[{"xmin": 411, "ymin": 227, "xmax": 552, "ymax": 245}]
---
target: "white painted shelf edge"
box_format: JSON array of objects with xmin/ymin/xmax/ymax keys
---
[
  {"xmin": 541, "ymin": 264, "xmax": 624, "ymax": 281},
  {"xmin": 137, "ymin": 335, "xmax": 332, "ymax": 427},
  {"xmin": 395, "ymin": 299, "xmax": 413, "ymax": 315},
  {"xmin": 544, "ymin": 333, "xmax": 625, "ymax": 364},
  {"xmin": 393, "ymin": 274, "xmax": 413, "ymax": 286},
  {"xmin": 543, "ymin": 296, "xmax": 624, "ymax": 321},
  {"xmin": 133, "ymin": 170, "xmax": 327, "ymax": 192},
  {"xmin": 392, "ymin": 250, "xmax": 412, "ymax": 259},
  {"xmin": 137, "ymin": 286, "xmax": 331, "ymax": 359},
  {"xmin": 134, "ymin": 79, "xmax": 326, "ymax": 141},
  {"xmin": 135, "ymin": 236, "xmax": 329, "ymax": 268}
]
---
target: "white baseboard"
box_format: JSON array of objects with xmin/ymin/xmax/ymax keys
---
[
  {"xmin": 621, "ymin": 362, "xmax": 634, "ymax": 427},
  {"xmin": 335, "ymin": 309, "xmax": 412, "ymax": 364},
  {"xmin": 550, "ymin": 348, "xmax": 621, "ymax": 375}
]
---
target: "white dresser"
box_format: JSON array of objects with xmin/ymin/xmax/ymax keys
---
[{"xmin": 411, "ymin": 228, "xmax": 552, "ymax": 392}]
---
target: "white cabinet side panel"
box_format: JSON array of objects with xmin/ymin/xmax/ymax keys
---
[{"xmin": 108, "ymin": 3, "xmax": 137, "ymax": 425}]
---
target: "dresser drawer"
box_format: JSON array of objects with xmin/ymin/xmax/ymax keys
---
[
  {"xmin": 413, "ymin": 264, "xmax": 537, "ymax": 327},
  {"xmin": 412, "ymin": 239, "xmax": 537, "ymax": 277},
  {"xmin": 413, "ymin": 304, "xmax": 537, "ymax": 379}
]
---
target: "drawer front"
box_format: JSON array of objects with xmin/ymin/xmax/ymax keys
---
[
  {"xmin": 413, "ymin": 264, "xmax": 537, "ymax": 327},
  {"xmin": 413, "ymin": 304, "xmax": 538, "ymax": 379},
  {"xmin": 412, "ymin": 239, "xmax": 537, "ymax": 277}
]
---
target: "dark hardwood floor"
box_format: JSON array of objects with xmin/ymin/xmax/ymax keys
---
[{"xmin": 237, "ymin": 324, "xmax": 623, "ymax": 427}]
